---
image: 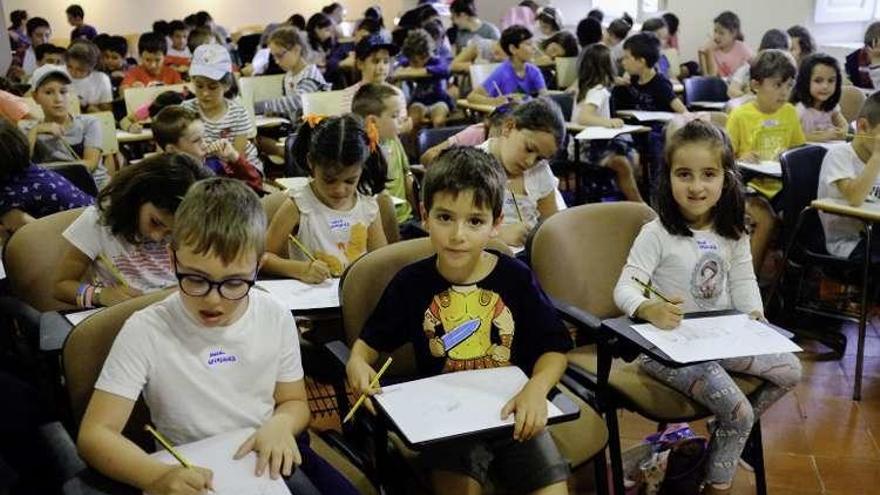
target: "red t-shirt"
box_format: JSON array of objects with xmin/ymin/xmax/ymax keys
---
[{"xmin": 121, "ymin": 65, "xmax": 183, "ymax": 88}]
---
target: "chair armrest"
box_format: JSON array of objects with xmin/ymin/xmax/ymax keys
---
[
  {"xmin": 40, "ymin": 311, "xmax": 74, "ymax": 353},
  {"xmin": 40, "ymin": 422, "xmax": 87, "ymax": 485},
  {"xmin": 324, "ymin": 340, "xmax": 352, "ymax": 368},
  {"xmin": 316, "ymin": 429, "xmax": 370, "ymax": 474},
  {"xmin": 550, "ymin": 296, "xmax": 602, "ymax": 331},
  {"xmin": 0, "ymin": 296, "xmax": 41, "ymax": 344}
]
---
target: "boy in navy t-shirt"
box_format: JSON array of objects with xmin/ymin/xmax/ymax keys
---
[
  {"xmin": 612, "ymin": 32, "xmax": 687, "ymax": 113},
  {"xmin": 346, "ymin": 146, "xmax": 572, "ymax": 495}
]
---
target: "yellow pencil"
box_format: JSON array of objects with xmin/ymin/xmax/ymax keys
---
[
  {"xmin": 343, "ymin": 357, "xmax": 393, "ymax": 424},
  {"xmin": 145, "ymin": 425, "xmax": 192, "ymax": 468},
  {"xmin": 288, "ymin": 234, "xmax": 316, "ymax": 262},
  {"xmin": 631, "ymin": 276, "xmax": 674, "ymax": 304},
  {"xmin": 98, "ymin": 254, "xmax": 129, "ymax": 288}
]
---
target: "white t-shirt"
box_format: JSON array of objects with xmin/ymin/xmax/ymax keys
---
[
  {"xmin": 817, "ymin": 143, "xmax": 880, "ymax": 257},
  {"xmin": 62, "ymin": 205, "xmax": 175, "ymax": 292},
  {"xmin": 167, "ymin": 46, "xmax": 192, "ymax": 60},
  {"xmin": 95, "ymin": 290, "xmax": 302, "ymax": 445},
  {"xmin": 613, "ymin": 219, "xmax": 762, "ymax": 317},
  {"xmin": 574, "ymin": 84, "xmax": 612, "ymax": 122},
  {"xmin": 477, "ymin": 139, "xmax": 559, "ymax": 230},
  {"xmin": 70, "ymin": 71, "xmax": 113, "ymax": 106},
  {"xmin": 289, "ymin": 182, "xmax": 379, "ymax": 277}
]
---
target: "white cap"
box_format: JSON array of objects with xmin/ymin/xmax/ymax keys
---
[
  {"xmin": 29, "ymin": 64, "xmax": 72, "ymax": 89},
  {"xmin": 189, "ymin": 44, "xmax": 233, "ymax": 80}
]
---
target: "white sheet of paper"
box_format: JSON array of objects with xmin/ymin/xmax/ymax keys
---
[
  {"xmin": 374, "ymin": 367, "xmax": 564, "ymax": 445},
  {"xmin": 146, "ymin": 428, "xmax": 291, "ymax": 495},
  {"xmin": 617, "ymin": 110, "xmax": 677, "ymax": 122},
  {"xmin": 631, "ymin": 314, "xmax": 802, "ymax": 363},
  {"xmin": 574, "ymin": 124, "xmax": 648, "ymax": 141},
  {"xmin": 275, "ymin": 177, "xmax": 310, "ymax": 190},
  {"xmin": 0, "ymin": 258, "xmax": 5, "ymax": 280},
  {"xmin": 257, "ymin": 278, "xmax": 340, "ymax": 311},
  {"xmin": 737, "ymin": 160, "xmax": 781, "ymax": 177},
  {"xmin": 64, "ymin": 308, "xmax": 103, "ymax": 326},
  {"xmin": 689, "ymin": 101, "xmax": 727, "ymax": 110}
]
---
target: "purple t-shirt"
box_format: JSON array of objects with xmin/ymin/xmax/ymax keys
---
[
  {"xmin": 482, "ymin": 60, "xmax": 546, "ymax": 97},
  {"xmin": 0, "ymin": 164, "xmax": 94, "ymax": 218},
  {"xmin": 71, "ymin": 24, "xmax": 98, "ymax": 41}
]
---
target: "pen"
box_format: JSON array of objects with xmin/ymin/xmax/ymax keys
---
[{"xmin": 343, "ymin": 357, "xmax": 393, "ymax": 424}]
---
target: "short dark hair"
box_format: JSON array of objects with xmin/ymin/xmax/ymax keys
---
[
  {"xmin": 623, "ymin": 32, "xmax": 661, "ymax": 68},
  {"xmin": 865, "ymin": 21, "xmax": 880, "ymax": 47},
  {"xmin": 355, "ymin": 17, "xmax": 381, "ymax": 36},
  {"xmin": 541, "ymin": 31, "xmax": 578, "ymax": 57},
  {"xmin": 577, "ymin": 43, "xmax": 615, "ymax": 101},
  {"xmin": 168, "ymin": 20, "xmax": 187, "ymax": 34},
  {"xmin": 536, "ymin": 7, "xmax": 562, "ymax": 32},
  {"xmin": 608, "ymin": 16, "xmax": 633, "ymax": 40},
  {"xmin": 98, "ymin": 153, "xmax": 213, "ymax": 243},
  {"xmin": 148, "ymin": 90, "xmax": 187, "ymax": 118},
  {"xmin": 152, "ymin": 20, "xmax": 170, "ymax": 37},
  {"xmin": 511, "ymin": 97, "xmax": 566, "ymax": 147},
  {"xmin": 187, "ymin": 27, "xmax": 214, "ymax": 53},
  {"xmin": 35, "ymin": 44, "xmax": 66, "ymax": 62},
  {"xmin": 758, "ymin": 29, "xmax": 789, "ymax": 51},
  {"xmin": 750, "ymin": 49, "xmax": 797, "ymax": 83},
  {"xmin": 714, "ymin": 11, "xmax": 743, "ymax": 41},
  {"xmin": 791, "ymin": 53, "xmax": 842, "ymax": 112},
  {"xmin": 65, "ymin": 5, "xmax": 84, "ymax": 19},
  {"xmin": 291, "ymin": 114, "xmax": 388, "ymax": 195},
  {"xmin": 98, "ymin": 35, "xmax": 128, "ymax": 57},
  {"xmin": 66, "ymin": 40, "xmax": 99, "ymax": 68},
  {"xmin": 402, "ymin": 28, "xmax": 433, "ymax": 60},
  {"xmin": 587, "ymin": 9, "xmax": 604, "ymax": 22},
  {"xmin": 500, "ymin": 25, "xmax": 533, "ymax": 56},
  {"xmin": 363, "ymin": 6, "xmax": 384, "ymax": 27},
  {"xmin": 288, "ymin": 14, "xmax": 306, "ymax": 30},
  {"xmin": 138, "ymin": 32, "xmax": 167, "ymax": 55},
  {"xmin": 306, "ymin": 12, "xmax": 334, "ymax": 51},
  {"xmin": 641, "ymin": 17, "xmax": 667, "ymax": 34},
  {"xmin": 450, "ymin": 0, "xmax": 477, "ymax": 17},
  {"xmin": 152, "ymin": 105, "xmax": 198, "ymax": 147},
  {"xmin": 26, "ymin": 17, "xmax": 50, "ymax": 37},
  {"xmin": 662, "ymin": 12, "xmax": 680, "ymax": 36},
  {"xmin": 423, "ymin": 146, "xmax": 506, "ymax": 220},
  {"xmin": 859, "ymin": 91, "xmax": 880, "ymax": 127},
  {"xmin": 787, "ymin": 25, "xmax": 815, "ymax": 57},
  {"xmin": 659, "ymin": 120, "xmax": 745, "ymax": 240},
  {"xmin": 577, "ymin": 17, "xmax": 603, "ymax": 47},
  {"xmin": 0, "ymin": 119, "xmax": 31, "ymax": 180},
  {"xmin": 10, "ymin": 10, "xmax": 27, "ymax": 29},
  {"xmin": 351, "ymin": 83, "xmax": 399, "ymax": 118}
]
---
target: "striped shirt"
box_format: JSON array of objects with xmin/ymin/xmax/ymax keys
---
[
  {"xmin": 257, "ymin": 64, "xmax": 330, "ymax": 121},
  {"xmin": 182, "ymin": 98, "xmax": 263, "ymax": 173}
]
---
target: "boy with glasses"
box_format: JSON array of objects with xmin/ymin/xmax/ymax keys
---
[{"xmin": 77, "ymin": 178, "xmax": 353, "ymax": 495}]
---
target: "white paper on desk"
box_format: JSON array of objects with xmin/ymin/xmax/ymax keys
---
[
  {"xmin": 146, "ymin": 428, "xmax": 291, "ymax": 495},
  {"xmin": 257, "ymin": 278, "xmax": 340, "ymax": 310},
  {"xmin": 374, "ymin": 367, "xmax": 564, "ymax": 445},
  {"xmin": 737, "ymin": 160, "xmax": 781, "ymax": 177},
  {"xmin": 617, "ymin": 110, "xmax": 677, "ymax": 122},
  {"xmin": 574, "ymin": 124, "xmax": 646, "ymax": 141},
  {"xmin": 689, "ymin": 101, "xmax": 727, "ymax": 110},
  {"xmin": 64, "ymin": 308, "xmax": 103, "ymax": 326},
  {"xmin": 631, "ymin": 314, "xmax": 802, "ymax": 363}
]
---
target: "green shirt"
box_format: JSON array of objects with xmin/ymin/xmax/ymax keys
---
[{"xmin": 383, "ymin": 137, "xmax": 413, "ymax": 223}]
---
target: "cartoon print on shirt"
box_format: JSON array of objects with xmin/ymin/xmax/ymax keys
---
[{"xmin": 690, "ymin": 250, "xmax": 726, "ymax": 309}]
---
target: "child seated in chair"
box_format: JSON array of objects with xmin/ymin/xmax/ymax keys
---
[
  {"xmin": 818, "ymin": 92, "xmax": 880, "ymax": 260},
  {"xmin": 77, "ymin": 178, "xmax": 359, "ymax": 495},
  {"xmin": 346, "ymin": 146, "xmax": 573, "ymax": 495}
]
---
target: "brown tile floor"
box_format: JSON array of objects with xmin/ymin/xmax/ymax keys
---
[{"xmin": 574, "ymin": 321, "xmax": 880, "ymax": 494}]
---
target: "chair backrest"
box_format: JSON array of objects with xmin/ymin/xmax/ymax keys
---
[
  {"xmin": 301, "ymin": 89, "xmax": 349, "ymax": 116},
  {"xmin": 3, "ymin": 208, "xmax": 85, "ymax": 312},
  {"xmin": 417, "ymin": 125, "xmax": 468, "ymax": 158},
  {"xmin": 47, "ymin": 162, "xmax": 99, "ymax": 197},
  {"xmin": 683, "ymin": 76, "xmax": 729, "ymax": 105},
  {"xmin": 531, "ymin": 202, "xmax": 656, "ymax": 319},
  {"xmin": 555, "ymin": 56, "xmax": 578, "ymax": 89},
  {"xmin": 239, "ymin": 74, "xmax": 286, "ymax": 122},
  {"xmin": 547, "ymin": 91, "xmax": 574, "ymax": 122},
  {"xmin": 24, "ymin": 93, "xmax": 81, "ymax": 120},
  {"xmin": 340, "ymin": 238, "xmax": 513, "ymax": 376},
  {"xmin": 91, "ymin": 111, "xmax": 120, "ymax": 155},
  {"xmin": 779, "ymin": 145, "xmax": 829, "ymax": 253},
  {"xmin": 123, "ymin": 84, "xmax": 188, "ymax": 116},
  {"xmin": 841, "ymin": 85, "xmax": 866, "ymax": 123},
  {"xmin": 469, "ymin": 63, "xmax": 501, "ymax": 90},
  {"xmin": 261, "ymin": 190, "xmax": 288, "ymax": 223},
  {"xmin": 63, "ymin": 290, "xmax": 172, "ymax": 445}
]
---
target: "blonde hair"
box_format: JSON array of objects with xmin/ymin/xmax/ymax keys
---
[{"xmin": 172, "ymin": 178, "xmax": 266, "ymax": 263}]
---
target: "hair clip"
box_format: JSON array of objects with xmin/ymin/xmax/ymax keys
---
[
  {"xmin": 365, "ymin": 120, "xmax": 380, "ymax": 153},
  {"xmin": 302, "ymin": 114, "xmax": 327, "ymax": 128}
]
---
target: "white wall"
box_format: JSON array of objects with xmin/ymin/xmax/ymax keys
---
[{"xmin": 4, "ymin": 0, "xmax": 411, "ymax": 37}]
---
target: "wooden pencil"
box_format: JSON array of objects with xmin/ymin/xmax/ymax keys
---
[
  {"xmin": 343, "ymin": 357, "xmax": 393, "ymax": 424},
  {"xmin": 288, "ymin": 234, "xmax": 316, "ymax": 262}
]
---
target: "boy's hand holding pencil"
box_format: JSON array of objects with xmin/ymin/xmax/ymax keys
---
[
  {"xmin": 345, "ymin": 356, "xmax": 393, "ymax": 419},
  {"xmin": 632, "ymin": 277, "xmax": 685, "ymax": 330}
]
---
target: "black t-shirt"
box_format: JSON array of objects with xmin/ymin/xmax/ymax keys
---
[
  {"xmin": 361, "ymin": 251, "xmax": 572, "ymax": 377},
  {"xmin": 612, "ymin": 72, "xmax": 676, "ymax": 112}
]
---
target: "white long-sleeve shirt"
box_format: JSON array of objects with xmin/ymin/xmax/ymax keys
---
[{"xmin": 613, "ymin": 219, "xmax": 763, "ymax": 318}]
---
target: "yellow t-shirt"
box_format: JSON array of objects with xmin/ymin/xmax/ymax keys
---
[{"xmin": 726, "ymin": 101, "xmax": 806, "ymax": 160}]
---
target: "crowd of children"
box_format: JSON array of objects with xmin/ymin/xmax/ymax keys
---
[{"xmin": 7, "ymin": 1, "xmax": 880, "ymax": 493}]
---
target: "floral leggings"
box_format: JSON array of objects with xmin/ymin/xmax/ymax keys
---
[{"xmin": 640, "ymin": 352, "xmax": 802, "ymax": 484}]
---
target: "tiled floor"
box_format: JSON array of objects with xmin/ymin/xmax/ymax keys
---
[{"xmin": 594, "ymin": 320, "xmax": 880, "ymax": 495}]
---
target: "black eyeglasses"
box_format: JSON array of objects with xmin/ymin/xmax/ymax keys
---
[{"xmin": 172, "ymin": 251, "xmax": 257, "ymax": 300}]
